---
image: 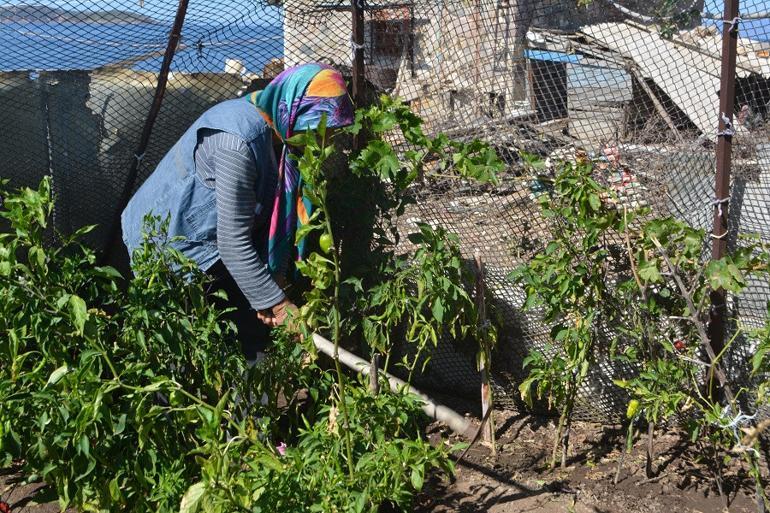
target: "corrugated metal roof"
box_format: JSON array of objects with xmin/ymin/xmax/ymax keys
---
[
  {"xmin": 683, "ymin": 31, "xmax": 770, "ymax": 78},
  {"xmin": 580, "ymin": 22, "xmax": 722, "ymax": 138}
]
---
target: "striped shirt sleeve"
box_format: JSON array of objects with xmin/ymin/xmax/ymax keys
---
[{"xmin": 197, "ymin": 130, "xmax": 285, "ymax": 311}]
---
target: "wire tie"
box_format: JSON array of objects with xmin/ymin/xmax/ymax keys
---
[
  {"xmin": 716, "ymin": 128, "xmax": 735, "ymax": 137},
  {"xmin": 716, "ymin": 112, "xmax": 735, "ymax": 137},
  {"xmin": 350, "ymin": 37, "xmax": 366, "ymax": 51},
  {"xmin": 723, "ymin": 16, "xmax": 741, "ymax": 33},
  {"xmin": 712, "ymin": 196, "xmax": 729, "ymax": 218}
]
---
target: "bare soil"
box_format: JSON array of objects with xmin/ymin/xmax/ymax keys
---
[
  {"xmin": 2, "ymin": 411, "xmax": 767, "ymax": 513},
  {"xmin": 0, "ymin": 466, "xmax": 64, "ymax": 513},
  {"xmin": 417, "ymin": 411, "xmax": 768, "ymax": 513}
]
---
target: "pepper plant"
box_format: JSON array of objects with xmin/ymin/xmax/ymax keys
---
[
  {"xmin": 0, "ymin": 96, "xmax": 504, "ymax": 513},
  {"xmin": 0, "ymin": 178, "xmax": 247, "ymax": 512},
  {"xmin": 509, "ymin": 153, "xmax": 769, "ymax": 503},
  {"xmin": 0, "ymin": 173, "xmax": 457, "ymax": 513},
  {"xmin": 345, "ymin": 95, "xmax": 501, "ymax": 377},
  {"xmin": 614, "ymin": 216, "xmax": 769, "ymax": 506},
  {"xmin": 510, "ymin": 156, "xmax": 630, "ymax": 468}
]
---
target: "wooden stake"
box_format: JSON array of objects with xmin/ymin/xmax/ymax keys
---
[
  {"xmin": 474, "ymin": 250, "xmax": 496, "ymax": 455},
  {"xmin": 369, "ymin": 353, "xmax": 380, "ymax": 395}
]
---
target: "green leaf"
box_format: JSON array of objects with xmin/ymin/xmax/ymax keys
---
[
  {"xmin": 29, "ymin": 245, "xmax": 45, "ymax": 270},
  {"xmin": 68, "ymin": 294, "xmax": 89, "ymax": 336},
  {"xmin": 137, "ymin": 381, "xmax": 167, "ymax": 393},
  {"xmin": 94, "ymin": 266, "xmax": 123, "ymax": 279},
  {"xmin": 179, "ymin": 482, "xmax": 206, "ymax": 513},
  {"xmin": 588, "ymin": 193, "xmax": 601, "ymax": 211},
  {"xmin": 638, "ymin": 260, "xmax": 661, "ymax": 283},
  {"xmin": 518, "ymin": 377, "xmax": 537, "ymax": 408},
  {"xmin": 354, "ymin": 490, "xmax": 368, "ymax": 513},
  {"xmin": 114, "ymin": 413, "xmax": 127, "ymax": 435},
  {"xmin": 255, "ymin": 453, "xmax": 284, "ymax": 472},
  {"xmin": 431, "ymin": 298, "xmax": 445, "ymax": 324},
  {"xmin": 286, "ymin": 133, "xmax": 309, "ymax": 147},
  {"xmin": 752, "ymin": 345, "xmax": 768, "ymax": 374},
  {"xmin": 78, "ymin": 434, "xmax": 90, "ymax": 457},
  {"xmin": 46, "ymin": 365, "xmax": 70, "ymax": 387},
  {"xmin": 295, "ymin": 222, "xmax": 321, "ymax": 244},
  {"xmin": 371, "ymin": 110, "xmax": 398, "ymax": 133},
  {"xmin": 109, "ymin": 477, "xmax": 121, "ymax": 501},
  {"xmin": 410, "ymin": 466, "xmax": 424, "ymax": 490}
]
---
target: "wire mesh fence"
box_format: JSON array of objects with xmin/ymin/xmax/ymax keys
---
[{"xmin": 2, "ymin": 0, "xmax": 770, "ymax": 422}]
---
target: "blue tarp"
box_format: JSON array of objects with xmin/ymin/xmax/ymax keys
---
[{"xmin": 525, "ymin": 49, "xmax": 581, "ymax": 63}]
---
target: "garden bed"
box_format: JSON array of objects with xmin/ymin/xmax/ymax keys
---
[
  {"xmin": 3, "ymin": 411, "xmax": 765, "ymax": 513},
  {"xmin": 419, "ymin": 414, "xmax": 765, "ymax": 513}
]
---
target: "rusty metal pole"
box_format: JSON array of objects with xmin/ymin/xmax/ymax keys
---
[
  {"xmin": 350, "ymin": 0, "xmax": 376, "ymax": 384},
  {"xmin": 101, "ymin": 0, "xmax": 189, "ymax": 264},
  {"xmin": 709, "ymin": 0, "xmax": 740, "ymax": 382},
  {"xmin": 351, "ymin": 0, "xmax": 366, "ymax": 152}
]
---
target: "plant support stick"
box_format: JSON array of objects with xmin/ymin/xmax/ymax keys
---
[{"xmin": 474, "ymin": 250, "xmax": 495, "ymax": 455}]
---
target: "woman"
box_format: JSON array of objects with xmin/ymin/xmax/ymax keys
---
[{"xmin": 121, "ymin": 63, "xmax": 355, "ymax": 360}]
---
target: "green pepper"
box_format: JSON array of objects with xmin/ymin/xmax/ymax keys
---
[
  {"xmin": 319, "ymin": 233, "xmax": 333, "ymax": 254},
  {"xmin": 626, "ymin": 399, "xmax": 640, "ymax": 419}
]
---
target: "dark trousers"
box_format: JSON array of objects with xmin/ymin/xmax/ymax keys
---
[{"xmin": 206, "ymin": 260, "xmax": 271, "ymax": 360}]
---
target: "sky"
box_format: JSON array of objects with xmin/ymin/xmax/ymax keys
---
[
  {"xmin": 702, "ymin": 0, "xmax": 770, "ymax": 41},
  {"xmin": 704, "ymin": 0, "xmax": 770, "ymax": 14}
]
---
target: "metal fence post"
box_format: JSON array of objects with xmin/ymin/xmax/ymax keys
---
[
  {"xmin": 351, "ymin": 0, "xmax": 366, "ymax": 152},
  {"xmin": 709, "ymin": 0, "xmax": 740, "ymax": 376},
  {"xmin": 100, "ymin": 0, "xmax": 190, "ymax": 264}
]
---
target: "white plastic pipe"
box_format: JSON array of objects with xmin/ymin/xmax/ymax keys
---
[{"xmin": 311, "ymin": 333, "xmax": 472, "ymax": 437}]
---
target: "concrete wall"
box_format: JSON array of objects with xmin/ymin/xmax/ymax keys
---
[
  {"xmin": 0, "ymin": 69, "xmax": 247, "ymax": 255},
  {"xmin": 281, "ymin": 0, "xmax": 669, "ymax": 134},
  {"xmin": 0, "ymin": 72, "xmax": 49, "ymax": 190}
]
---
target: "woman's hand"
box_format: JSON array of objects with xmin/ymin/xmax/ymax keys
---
[{"xmin": 256, "ymin": 298, "xmax": 298, "ymax": 330}]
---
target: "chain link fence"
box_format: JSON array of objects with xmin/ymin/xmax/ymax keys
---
[{"xmin": 2, "ymin": 0, "xmax": 770, "ymax": 422}]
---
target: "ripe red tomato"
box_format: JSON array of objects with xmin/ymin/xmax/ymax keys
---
[
  {"xmin": 674, "ymin": 340, "xmax": 686, "ymax": 351},
  {"xmin": 0, "ymin": 500, "xmax": 11, "ymax": 513}
]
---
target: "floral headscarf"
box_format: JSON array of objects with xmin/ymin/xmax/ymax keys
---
[{"xmin": 249, "ymin": 63, "xmax": 354, "ymax": 276}]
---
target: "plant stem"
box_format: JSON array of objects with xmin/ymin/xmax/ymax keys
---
[
  {"xmin": 551, "ymin": 379, "xmax": 575, "ymax": 469},
  {"xmin": 369, "ymin": 352, "xmax": 380, "ymax": 395},
  {"xmin": 646, "ymin": 421, "xmax": 655, "ymax": 478},
  {"xmin": 550, "ymin": 411, "xmax": 564, "ymax": 470},
  {"xmin": 323, "ymin": 196, "xmax": 355, "ymax": 480},
  {"xmin": 382, "ymin": 351, "xmax": 392, "ymax": 375},
  {"xmin": 614, "ymin": 423, "xmax": 635, "ymax": 485},
  {"xmin": 743, "ymin": 452, "xmax": 769, "ymax": 513},
  {"xmin": 475, "ymin": 251, "xmax": 495, "ymax": 455},
  {"xmin": 560, "ymin": 386, "xmax": 576, "ymax": 469},
  {"xmin": 651, "ymin": 237, "xmax": 736, "ymax": 403}
]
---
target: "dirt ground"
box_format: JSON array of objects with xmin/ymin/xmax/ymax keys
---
[
  {"xmin": 2, "ymin": 411, "xmax": 768, "ymax": 513},
  {"xmin": 417, "ymin": 411, "xmax": 767, "ymax": 513},
  {"xmin": 0, "ymin": 467, "xmax": 63, "ymax": 513}
]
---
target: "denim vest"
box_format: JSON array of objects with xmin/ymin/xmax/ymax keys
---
[{"xmin": 121, "ymin": 97, "xmax": 274, "ymax": 271}]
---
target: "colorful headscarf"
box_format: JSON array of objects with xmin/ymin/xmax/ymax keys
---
[{"xmin": 249, "ymin": 63, "xmax": 354, "ymax": 277}]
